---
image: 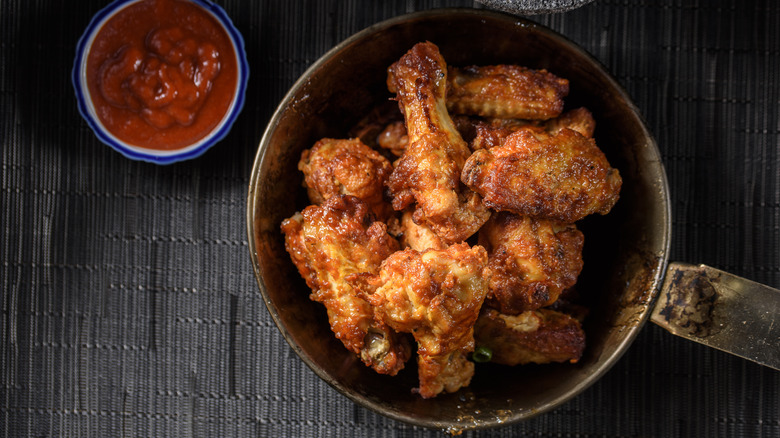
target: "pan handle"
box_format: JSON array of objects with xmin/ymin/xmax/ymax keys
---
[{"xmin": 650, "ymin": 262, "xmax": 780, "ymax": 371}]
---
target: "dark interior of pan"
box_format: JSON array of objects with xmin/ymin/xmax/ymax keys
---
[{"xmin": 248, "ymin": 8, "xmax": 671, "ymax": 431}]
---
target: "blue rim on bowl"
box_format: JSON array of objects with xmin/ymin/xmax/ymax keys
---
[{"xmin": 72, "ymin": 0, "xmax": 249, "ymax": 165}]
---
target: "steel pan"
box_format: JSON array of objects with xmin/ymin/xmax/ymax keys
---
[{"xmin": 247, "ymin": 8, "xmax": 778, "ymax": 432}]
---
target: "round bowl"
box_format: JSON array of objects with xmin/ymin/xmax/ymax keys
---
[
  {"xmin": 247, "ymin": 8, "xmax": 670, "ymax": 432},
  {"xmin": 72, "ymin": 0, "xmax": 249, "ymax": 165}
]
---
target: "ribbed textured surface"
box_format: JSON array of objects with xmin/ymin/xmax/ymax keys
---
[{"xmin": 2, "ymin": 0, "xmax": 779, "ymax": 436}]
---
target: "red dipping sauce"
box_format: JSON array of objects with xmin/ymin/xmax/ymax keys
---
[{"xmin": 86, "ymin": 0, "xmax": 238, "ymax": 150}]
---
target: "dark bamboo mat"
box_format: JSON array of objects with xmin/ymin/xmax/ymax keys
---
[{"xmin": 2, "ymin": 0, "xmax": 779, "ymax": 436}]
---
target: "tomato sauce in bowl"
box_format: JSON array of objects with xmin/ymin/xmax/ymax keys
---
[{"xmin": 73, "ymin": 0, "xmax": 248, "ymax": 163}]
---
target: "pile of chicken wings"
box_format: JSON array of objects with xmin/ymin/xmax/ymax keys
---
[{"xmin": 281, "ymin": 42, "xmax": 621, "ymax": 398}]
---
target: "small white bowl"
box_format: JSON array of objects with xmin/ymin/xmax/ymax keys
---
[{"xmin": 72, "ymin": 0, "xmax": 249, "ymax": 165}]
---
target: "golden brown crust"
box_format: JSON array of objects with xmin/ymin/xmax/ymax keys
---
[
  {"xmin": 398, "ymin": 210, "xmax": 446, "ymax": 252},
  {"xmin": 462, "ymin": 127, "xmax": 622, "ymax": 223},
  {"xmin": 544, "ymin": 107, "xmax": 596, "ymax": 138},
  {"xmin": 465, "ymin": 107, "xmax": 595, "ymax": 151},
  {"xmin": 347, "ymin": 100, "xmax": 404, "ymax": 149},
  {"xmin": 350, "ymin": 243, "xmax": 489, "ymax": 398},
  {"xmin": 469, "ymin": 118, "xmax": 531, "ymax": 151},
  {"xmin": 376, "ymin": 121, "xmax": 408, "ymax": 158},
  {"xmin": 474, "ymin": 307, "xmax": 585, "ymax": 365},
  {"xmin": 299, "ymin": 138, "xmax": 394, "ymax": 220},
  {"xmin": 280, "ymin": 195, "xmax": 410, "ymax": 375},
  {"xmin": 480, "ymin": 212, "xmax": 584, "ymax": 314},
  {"xmin": 373, "ymin": 106, "xmax": 593, "ymax": 157},
  {"xmin": 446, "ymin": 64, "xmax": 569, "ymax": 120},
  {"xmin": 386, "ymin": 42, "xmax": 490, "ymax": 244}
]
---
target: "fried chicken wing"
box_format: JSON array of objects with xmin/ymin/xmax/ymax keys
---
[
  {"xmin": 468, "ymin": 107, "xmax": 595, "ymax": 151},
  {"xmin": 376, "ymin": 121, "xmax": 409, "ymax": 158},
  {"xmin": 382, "ymin": 107, "xmax": 596, "ymax": 154},
  {"xmin": 398, "ymin": 210, "xmax": 446, "ymax": 252},
  {"xmin": 469, "ymin": 118, "xmax": 530, "ymax": 151},
  {"xmin": 480, "ymin": 212, "xmax": 584, "ymax": 313},
  {"xmin": 474, "ymin": 307, "xmax": 585, "ymax": 365},
  {"xmin": 376, "ymin": 115, "xmax": 480, "ymax": 157},
  {"xmin": 386, "ymin": 41, "xmax": 490, "ymax": 244},
  {"xmin": 347, "ymin": 100, "xmax": 404, "ymax": 150},
  {"xmin": 543, "ymin": 107, "xmax": 595, "ymax": 138},
  {"xmin": 446, "ymin": 64, "xmax": 569, "ymax": 120},
  {"xmin": 298, "ymin": 138, "xmax": 394, "ymax": 220},
  {"xmin": 462, "ymin": 127, "xmax": 622, "ymax": 223},
  {"xmin": 280, "ymin": 195, "xmax": 410, "ymax": 375},
  {"xmin": 349, "ymin": 243, "xmax": 490, "ymax": 398}
]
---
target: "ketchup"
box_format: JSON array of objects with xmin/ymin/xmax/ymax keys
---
[{"xmin": 86, "ymin": 0, "xmax": 238, "ymax": 150}]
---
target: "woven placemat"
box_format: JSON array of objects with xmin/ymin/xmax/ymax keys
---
[{"xmin": 1, "ymin": 0, "xmax": 778, "ymax": 436}]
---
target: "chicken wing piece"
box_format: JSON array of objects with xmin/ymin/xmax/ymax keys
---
[
  {"xmin": 347, "ymin": 100, "xmax": 404, "ymax": 150},
  {"xmin": 474, "ymin": 307, "xmax": 585, "ymax": 366},
  {"xmin": 397, "ymin": 210, "xmax": 446, "ymax": 252},
  {"xmin": 349, "ymin": 243, "xmax": 490, "ymax": 398},
  {"xmin": 462, "ymin": 127, "xmax": 622, "ymax": 223},
  {"xmin": 446, "ymin": 64, "xmax": 569, "ymax": 120},
  {"xmin": 480, "ymin": 212, "xmax": 584, "ymax": 314},
  {"xmin": 377, "ymin": 115, "xmax": 479, "ymax": 158},
  {"xmin": 468, "ymin": 107, "xmax": 596, "ymax": 151},
  {"xmin": 280, "ymin": 195, "xmax": 410, "ymax": 375},
  {"xmin": 543, "ymin": 107, "xmax": 595, "ymax": 138},
  {"xmin": 386, "ymin": 42, "xmax": 490, "ymax": 245},
  {"xmin": 298, "ymin": 138, "xmax": 394, "ymax": 220},
  {"xmin": 376, "ymin": 121, "xmax": 409, "ymax": 158},
  {"xmin": 469, "ymin": 118, "xmax": 531, "ymax": 151}
]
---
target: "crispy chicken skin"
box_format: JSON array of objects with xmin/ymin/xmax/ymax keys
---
[
  {"xmin": 376, "ymin": 121, "xmax": 409, "ymax": 158},
  {"xmin": 398, "ymin": 210, "xmax": 446, "ymax": 252},
  {"xmin": 280, "ymin": 195, "xmax": 410, "ymax": 375},
  {"xmin": 298, "ymin": 138, "xmax": 394, "ymax": 220},
  {"xmin": 349, "ymin": 243, "xmax": 490, "ymax": 398},
  {"xmin": 480, "ymin": 212, "xmax": 584, "ymax": 314},
  {"xmin": 446, "ymin": 64, "xmax": 569, "ymax": 120},
  {"xmin": 462, "ymin": 127, "xmax": 622, "ymax": 223},
  {"xmin": 474, "ymin": 307, "xmax": 585, "ymax": 365},
  {"xmin": 544, "ymin": 107, "xmax": 596, "ymax": 138},
  {"xmin": 386, "ymin": 41, "xmax": 490, "ymax": 244},
  {"xmin": 347, "ymin": 100, "xmax": 404, "ymax": 149},
  {"xmin": 469, "ymin": 118, "xmax": 529, "ymax": 151},
  {"xmin": 381, "ymin": 107, "xmax": 596, "ymax": 155},
  {"xmin": 469, "ymin": 107, "xmax": 596, "ymax": 151}
]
